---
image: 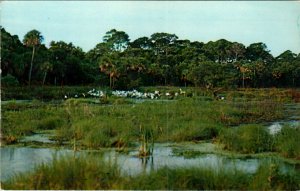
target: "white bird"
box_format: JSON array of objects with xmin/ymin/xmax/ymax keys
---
[{"xmin": 179, "ymin": 88, "xmax": 186, "ymax": 95}]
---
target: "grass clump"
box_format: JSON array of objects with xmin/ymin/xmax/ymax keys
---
[
  {"xmin": 218, "ymin": 124, "xmax": 274, "ymax": 153},
  {"xmin": 250, "ymin": 163, "xmax": 300, "ymax": 190},
  {"xmin": 275, "ymin": 125, "xmax": 300, "ymax": 159},
  {"xmin": 220, "ymin": 100, "xmax": 284, "ymax": 126},
  {"xmin": 3, "ymin": 155, "xmax": 299, "ymax": 190},
  {"xmin": 2, "ymin": 154, "xmax": 122, "ymax": 190},
  {"xmin": 37, "ymin": 116, "xmax": 65, "ymax": 130},
  {"xmin": 219, "ymin": 124, "xmax": 300, "ymax": 159}
]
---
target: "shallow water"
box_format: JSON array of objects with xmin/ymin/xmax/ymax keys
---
[
  {"xmin": 0, "ymin": 147, "xmax": 73, "ymax": 181},
  {"xmin": 266, "ymin": 103, "xmax": 300, "ymax": 135},
  {"xmin": 20, "ymin": 132, "xmax": 55, "ymax": 144},
  {"xmin": 0, "ymin": 144, "xmax": 297, "ymax": 182}
]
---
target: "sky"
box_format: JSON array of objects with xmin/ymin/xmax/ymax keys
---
[{"xmin": 1, "ymin": 1, "xmax": 300, "ymax": 56}]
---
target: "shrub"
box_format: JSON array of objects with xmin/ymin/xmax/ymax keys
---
[{"xmin": 1, "ymin": 74, "xmax": 19, "ymax": 87}]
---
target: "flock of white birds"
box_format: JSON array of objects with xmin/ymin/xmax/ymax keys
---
[{"xmin": 64, "ymin": 88, "xmax": 187, "ymax": 100}]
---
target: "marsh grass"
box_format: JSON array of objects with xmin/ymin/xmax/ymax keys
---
[
  {"xmin": 2, "ymin": 91, "xmax": 286, "ymax": 148},
  {"xmin": 1, "ymin": 87, "xmax": 298, "ymax": 189},
  {"xmin": 3, "ymin": 154, "xmax": 299, "ymax": 190},
  {"xmin": 274, "ymin": 125, "xmax": 300, "ymax": 158},
  {"xmin": 250, "ymin": 162, "xmax": 300, "ymax": 190},
  {"xmin": 219, "ymin": 123, "xmax": 300, "ymax": 159},
  {"xmin": 218, "ymin": 124, "xmax": 275, "ymax": 153},
  {"xmin": 2, "ymin": 154, "xmax": 122, "ymax": 190},
  {"xmin": 2, "ymin": 101, "xmax": 68, "ymax": 144}
]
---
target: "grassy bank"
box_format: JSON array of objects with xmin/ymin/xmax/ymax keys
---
[{"xmin": 2, "ymin": 154, "xmax": 299, "ymax": 190}]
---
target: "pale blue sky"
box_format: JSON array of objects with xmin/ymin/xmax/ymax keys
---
[{"xmin": 2, "ymin": 1, "xmax": 300, "ymax": 56}]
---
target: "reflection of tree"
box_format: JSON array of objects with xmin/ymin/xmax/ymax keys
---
[{"xmin": 140, "ymin": 155, "xmax": 154, "ymax": 172}]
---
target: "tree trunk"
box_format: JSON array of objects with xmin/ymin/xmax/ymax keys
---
[
  {"xmin": 42, "ymin": 71, "xmax": 47, "ymax": 86},
  {"xmin": 28, "ymin": 46, "xmax": 35, "ymax": 87},
  {"xmin": 109, "ymin": 74, "xmax": 112, "ymax": 89},
  {"xmin": 242, "ymin": 72, "xmax": 245, "ymax": 88}
]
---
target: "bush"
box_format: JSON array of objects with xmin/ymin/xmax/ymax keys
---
[{"xmin": 1, "ymin": 74, "xmax": 19, "ymax": 87}]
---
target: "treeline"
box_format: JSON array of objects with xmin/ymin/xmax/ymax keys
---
[{"xmin": 1, "ymin": 27, "xmax": 300, "ymax": 89}]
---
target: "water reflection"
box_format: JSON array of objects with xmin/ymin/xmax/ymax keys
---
[
  {"xmin": 0, "ymin": 147, "xmax": 72, "ymax": 181},
  {"xmin": 0, "ymin": 145, "xmax": 298, "ymax": 182}
]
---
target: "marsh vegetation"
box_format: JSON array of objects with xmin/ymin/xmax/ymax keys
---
[{"xmin": 1, "ymin": 87, "xmax": 300, "ymax": 189}]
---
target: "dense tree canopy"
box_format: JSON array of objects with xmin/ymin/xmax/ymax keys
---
[{"xmin": 1, "ymin": 27, "xmax": 300, "ymax": 88}]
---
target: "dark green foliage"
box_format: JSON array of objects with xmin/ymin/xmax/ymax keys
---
[
  {"xmin": 1, "ymin": 27, "xmax": 299, "ymax": 88},
  {"xmin": 1, "ymin": 86, "xmax": 94, "ymax": 101},
  {"xmin": 1, "ymin": 74, "xmax": 19, "ymax": 86}
]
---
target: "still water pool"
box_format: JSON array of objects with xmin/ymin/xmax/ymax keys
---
[{"xmin": 1, "ymin": 143, "xmax": 298, "ymax": 182}]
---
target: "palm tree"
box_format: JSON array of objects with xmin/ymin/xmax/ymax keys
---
[
  {"xmin": 40, "ymin": 61, "xmax": 53, "ymax": 86},
  {"xmin": 23, "ymin": 29, "xmax": 44, "ymax": 86},
  {"xmin": 100, "ymin": 56, "xmax": 118, "ymax": 89}
]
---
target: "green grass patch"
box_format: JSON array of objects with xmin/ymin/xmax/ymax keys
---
[
  {"xmin": 218, "ymin": 124, "xmax": 274, "ymax": 153},
  {"xmin": 275, "ymin": 125, "xmax": 300, "ymax": 158}
]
